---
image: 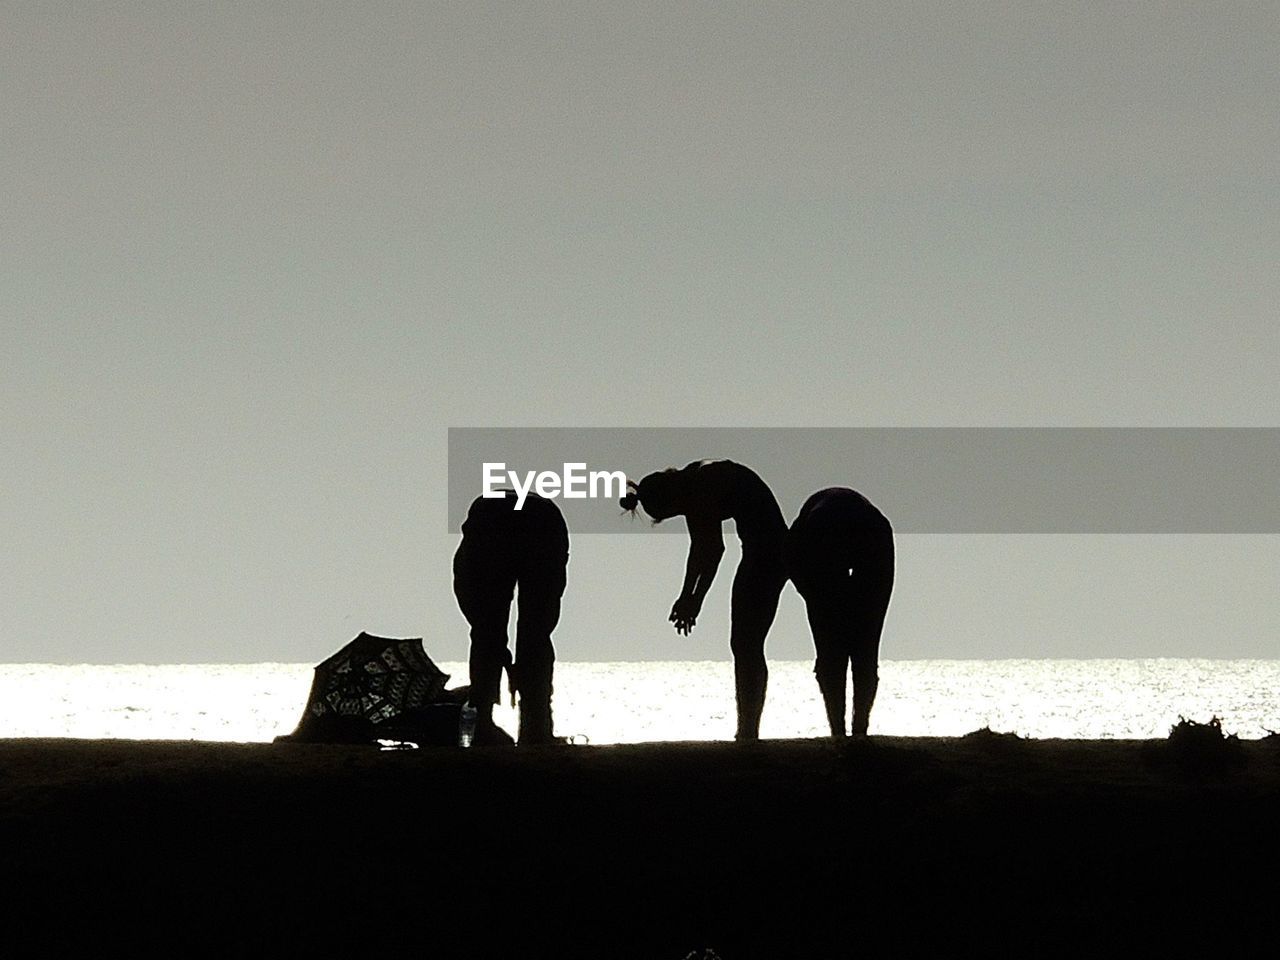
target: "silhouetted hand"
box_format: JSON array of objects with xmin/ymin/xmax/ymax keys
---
[{"xmin": 669, "ymin": 596, "xmax": 701, "ymax": 636}]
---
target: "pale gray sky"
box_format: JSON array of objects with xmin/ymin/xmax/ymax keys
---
[{"xmin": 3, "ymin": 3, "xmax": 1277, "ymax": 663}]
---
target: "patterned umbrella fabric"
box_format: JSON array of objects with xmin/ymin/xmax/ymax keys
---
[{"xmin": 281, "ymin": 633, "xmax": 457, "ymax": 743}]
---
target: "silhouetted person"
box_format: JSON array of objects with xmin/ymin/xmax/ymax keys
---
[
  {"xmin": 621, "ymin": 460, "xmax": 788, "ymax": 740},
  {"xmin": 453, "ymin": 490, "xmax": 569, "ymax": 745},
  {"xmin": 786, "ymin": 487, "xmax": 894, "ymax": 737}
]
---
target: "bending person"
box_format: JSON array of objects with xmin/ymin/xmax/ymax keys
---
[
  {"xmin": 453, "ymin": 490, "xmax": 569, "ymax": 745},
  {"xmin": 786, "ymin": 487, "xmax": 894, "ymax": 738},
  {"xmin": 621, "ymin": 460, "xmax": 788, "ymax": 740}
]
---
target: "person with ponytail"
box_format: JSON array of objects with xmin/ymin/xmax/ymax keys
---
[
  {"xmin": 785, "ymin": 487, "xmax": 894, "ymax": 737},
  {"xmin": 620, "ymin": 460, "xmax": 788, "ymax": 740}
]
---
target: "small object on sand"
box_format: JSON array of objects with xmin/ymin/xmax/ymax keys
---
[
  {"xmin": 1166, "ymin": 715, "xmax": 1244, "ymax": 774},
  {"xmin": 458, "ymin": 702, "xmax": 478, "ymax": 748},
  {"xmin": 1167, "ymin": 715, "xmax": 1235, "ymax": 744},
  {"xmin": 962, "ymin": 725, "xmax": 1022, "ymax": 742}
]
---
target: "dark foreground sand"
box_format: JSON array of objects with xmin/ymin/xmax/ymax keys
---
[{"xmin": 3, "ymin": 735, "xmax": 1277, "ymax": 958}]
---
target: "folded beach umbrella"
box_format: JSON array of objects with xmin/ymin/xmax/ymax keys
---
[{"xmin": 282, "ymin": 632, "xmax": 456, "ymax": 743}]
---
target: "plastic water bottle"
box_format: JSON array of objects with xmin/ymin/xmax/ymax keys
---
[{"xmin": 459, "ymin": 702, "xmax": 477, "ymax": 748}]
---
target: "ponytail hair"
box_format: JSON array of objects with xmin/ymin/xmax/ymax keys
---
[{"xmin": 619, "ymin": 479, "xmax": 640, "ymax": 514}]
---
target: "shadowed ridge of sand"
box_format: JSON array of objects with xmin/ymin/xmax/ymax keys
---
[{"xmin": 2, "ymin": 737, "xmax": 1277, "ymax": 957}]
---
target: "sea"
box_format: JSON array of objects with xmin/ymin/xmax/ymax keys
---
[{"xmin": 0, "ymin": 659, "xmax": 1276, "ymax": 743}]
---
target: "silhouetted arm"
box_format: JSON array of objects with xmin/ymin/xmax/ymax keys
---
[{"xmin": 670, "ymin": 517, "xmax": 724, "ymax": 635}]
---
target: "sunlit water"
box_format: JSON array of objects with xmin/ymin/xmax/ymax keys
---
[{"xmin": 0, "ymin": 660, "xmax": 1276, "ymax": 743}]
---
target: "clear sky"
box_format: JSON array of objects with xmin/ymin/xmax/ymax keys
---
[{"xmin": 4, "ymin": 3, "xmax": 1277, "ymax": 663}]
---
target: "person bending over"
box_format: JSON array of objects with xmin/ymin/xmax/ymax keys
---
[
  {"xmin": 786, "ymin": 487, "xmax": 894, "ymax": 738},
  {"xmin": 621, "ymin": 460, "xmax": 788, "ymax": 740},
  {"xmin": 453, "ymin": 490, "xmax": 569, "ymax": 745}
]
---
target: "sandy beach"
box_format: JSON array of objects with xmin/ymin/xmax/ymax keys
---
[{"xmin": 3, "ymin": 734, "xmax": 1277, "ymax": 957}]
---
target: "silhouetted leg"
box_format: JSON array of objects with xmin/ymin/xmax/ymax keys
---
[
  {"xmin": 513, "ymin": 561, "xmax": 566, "ymax": 745},
  {"xmin": 850, "ymin": 643, "xmax": 878, "ymax": 738},
  {"xmin": 730, "ymin": 554, "xmax": 785, "ymax": 740},
  {"xmin": 849, "ymin": 587, "xmax": 890, "ymax": 738},
  {"xmin": 807, "ymin": 600, "xmax": 850, "ymax": 737},
  {"xmin": 453, "ymin": 546, "xmax": 516, "ymax": 722}
]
